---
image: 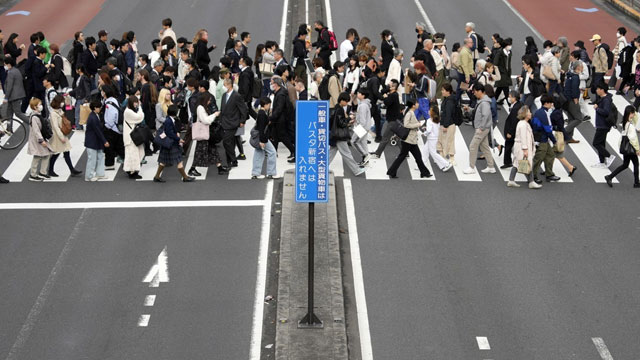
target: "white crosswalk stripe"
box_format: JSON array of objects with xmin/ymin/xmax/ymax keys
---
[{"xmin": 47, "ymin": 131, "xmax": 85, "ymax": 182}]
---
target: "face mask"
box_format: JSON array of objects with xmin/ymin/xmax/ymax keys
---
[
  {"xmin": 616, "ymin": 32, "xmax": 621, "ymax": 37},
  {"xmin": 37, "ymin": 104, "xmax": 43, "ymax": 112},
  {"xmin": 387, "ymin": 36, "xmax": 392, "ymax": 41},
  {"xmin": 339, "ymin": 72, "xmax": 344, "ymax": 76},
  {"xmin": 359, "ymin": 61, "xmax": 365, "ymax": 67},
  {"xmin": 410, "ymin": 62, "xmax": 415, "ymax": 68},
  {"xmin": 506, "ymin": 46, "xmax": 512, "ymax": 51},
  {"xmin": 270, "ymin": 84, "xmax": 275, "ymax": 91},
  {"xmin": 524, "ymin": 40, "xmax": 528, "ymax": 46}
]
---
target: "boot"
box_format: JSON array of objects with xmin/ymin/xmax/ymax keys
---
[
  {"xmin": 129, "ymin": 171, "xmax": 142, "ymax": 180},
  {"xmin": 178, "ymin": 167, "xmax": 195, "ymax": 182},
  {"xmin": 153, "ymin": 165, "xmax": 165, "ymax": 182}
]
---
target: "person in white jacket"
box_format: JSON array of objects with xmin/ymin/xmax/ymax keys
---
[
  {"xmin": 385, "ymin": 49, "xmax": 403, "ymax": 87},
  {"xmin": 122, "ymin": 95, "xmax": 145, "ymax": 179},
  {"xmin": 188, "ymin": 92, "xmax": 226, "ymax": 177},
  {"xmin": 352, "ymin": 88, "xmax": 373, "ymax": 165},
  {"xmin": 420, "ymin": 104, "xmax": 452, "ymax": 172}
]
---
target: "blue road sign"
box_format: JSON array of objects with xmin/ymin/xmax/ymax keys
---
[{"xmin": 295, "ymin": 101, "xmax": 330, "ymax": 203}]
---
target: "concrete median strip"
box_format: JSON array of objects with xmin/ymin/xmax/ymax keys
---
[{"xmin": 275, "ymin": 171, "xmax": 347, "ymax": 359}]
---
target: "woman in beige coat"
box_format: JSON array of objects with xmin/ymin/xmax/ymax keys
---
[
  {"xmin": 47, "ymin": 95, "xmax": 82, "ymax": 177},
  {"xmin": 386, "ymin": 98, "xmax": 433, "ymax": 179},
  {"xmin": 123, "ymin": 95, "xmax": 145, "ymax": 179},
  {"xmin": 27, "ymin": 98, "xmax": 52, "ymax": 181},
  {"xmin": 507, "ymin": 105, "xmax": 542, "ymax": 189}
]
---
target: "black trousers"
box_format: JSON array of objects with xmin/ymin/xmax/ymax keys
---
[
  {"xmin": 222, "ymin": 129, "xmax": 238, "ymax": 165},
  {"xmin": 104, "ymin": 128, "xmax": 125, "ymax": 166},
  {"xmin": 609, "ymin": 153, "xmax": 639, "ymax": 184},
  {"xmin": 386, "ymin": 141, "xmax": 431, "ymax": 177},
  {"xmin": 372, "ymin": 103, "xmax": 382, "ymax": 139},
  {"xmin": 272, "ymin": 122, "xmax": 295, "ymax": 156},
  {"xmin": 503, "ymin": 138, "xmax": 515, "ymax": 166},
  {"xmin": 235, "ymin": 134, "xmax": 245, "ymax": 155},
  {"xmin": 495, "ymin": 86, "xmax": 509, "ymax": 103},
  {"xmin": 318, "ymin": 52, "xmax": 331, "ymax": 70},
  {"xmin": 592, "ymin": 128, "xmax": 610, "ymax": 163},
  {"xmin": 49, "ymin": 151, "xmax": 74, "ymax": 173}
]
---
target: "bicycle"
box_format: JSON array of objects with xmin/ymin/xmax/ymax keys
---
[{"xmin": 0, "ymin": 117, "xmax": 28, "ymax": 150}]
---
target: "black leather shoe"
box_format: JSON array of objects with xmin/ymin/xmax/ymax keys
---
[
  {"xmin": 388, "ymin": 174, "xmax": 398, "ymax": 179},
  {"xmin": 421, "ymin": 173, "xmax": 433, "ymax": 178},
  {"xmin": 634, "ymin": 183, "xmax": 640, "ymax": 188},
  {"xmin": 546, "ymin": 175, "xmax": 560, "ymax": 182},
  {"xmin": 182, "ymin": 176, "xmax": 195, "ymax": 182},
  {"xmin": 604, "ymin": 175, "xmax": 613, "ymax": 188},
  {"xmin": 153, "ymin": 177, "xmax": 166, "ymax": 183},
  {"xmin": 229, "ymin": 162, "xmax": 238, "ymax": 167},
  {"xmin": 500, "ymin": 164, "xmax": 512, "ymax": 169},
  {"xmin": 534, "ymin": 177, "xmax": 542, "ymax": 185},
  {"xmin": 218, "ymin": 166, "xmax": 229, "ymax": 175},
  {"xmin": 237, "ymin": 154, "xmax": 247, "ymax": 160},
  {"xmin": 0, "ymin": 176, "xmax": 9, "ymax": 184},
  {"xmin": 48, "ymin": 171, "xmax": 59, "ymax": 177},
  {"xmin": 70, "ymin": 169, "xmax": 82, "ymax": 176},
  {"xmin": 569, "ymin": 166, "xmax": 577, "ymax": 177},
  {"xmin": 188, "ymin": 168, "xmax": 201, "ymax": 177}
]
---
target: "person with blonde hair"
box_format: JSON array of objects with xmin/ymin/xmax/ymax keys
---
[
  {"xmin": 193, "ymin": 29, "xmax": 216, "ymax": 79},
  {"xmin": 155, "ymin": 88, "xmax": 173, "ymax": 130}
]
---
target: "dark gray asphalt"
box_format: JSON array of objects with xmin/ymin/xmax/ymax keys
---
[{"xmin": 0, "ymin": 207, "xmax": 263, "ymax": 360}]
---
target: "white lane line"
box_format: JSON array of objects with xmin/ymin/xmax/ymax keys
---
[
  {"xmin": 332, "ymin": 150, "xmax": 345, "ymax": 177},
  {"xmin": 324, "ymin": 0, "xmax": 336, "ymax": 65},
  {"xmin": 249, "ymin": 180, "xmax": 274, "ymax": 360},
  {"xmin": 500, "ymin": 0, "xmax": 545, "ymax": 42},
  {"xmin": 366, "ymin": 138, "xmax": 390, "ymax": 180},
  {"xmin": 4, "ymin": 209, "xmax": 89, "ymax": 360},
  {"xmin": 48, "ymin": 131, "xmax": 85, "ymax": 182},
  {"xmin": 279, "ymin": 0, "xmax": 289, "ymax": 52},
  {"xmin": 0, "ymin": 199, "xmax": 265, "ymax": 210},
  {"xmin": 592, "ymin": 337, "xmax": 614, "ymax": 360},
  {"xmin": 343, "ymin": 179, "xmax": 373, "ymax": 360},
  {"xmin": 228, "ymin": 118, "xmax": 255, "ymax": 180},
  {"xmin": 137, "ymin": 314, "xmax": 150, "ymax": 327},
  {"xmin": 452, "ymin": 129, "xmax": 482, "ymax": 181},
  {"xmin": 476, "ymin": 336, "xmax": 491, "ymax": 350},
  {"xmin": 2, "ymin": 142, "xmax": 31, "ymax": 182},
  {"xmin": 144, "ymin": 295, "xmax": 156, "ymax": 306},
  {"xmin": 412, "ymin": 0, "xmax": 436, "ymax": 33},
  {"xmin": 305, "ymin": 0, "xmax": 309, "ymax": 24}
]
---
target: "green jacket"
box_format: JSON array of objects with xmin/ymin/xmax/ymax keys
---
[{"xmin": 40, "ymin": 38, "xmax": 51, "ymax": 63}]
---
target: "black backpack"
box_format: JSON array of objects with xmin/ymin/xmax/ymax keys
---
[
  {"xmin": 252, "ymin": 75, "xmax": 262, "ymax": 99},
  {"xmin": 106, "ymin": 100, "xmax": 125, "ymax": 127},
  {"xmin": 474, "ymin": 33, "xmax": 486, "ymax": 54},
  {"xmin": 453, "ymin": 103, "xmax": 463, "ymax": 126},
  {"xmin": 32, "ymin": 114, "xmax": 52, "ymax": 140},
  {"xmin": 318, "ymin": 74, "xmax": 335, "ymax": 100},
  {"xmin": 600, "ymin": 43, "xmax": 614, "ymax": 70},
  {"xmin": 606, "ymin": 98, "xmax": 618, "ymax": 127}
]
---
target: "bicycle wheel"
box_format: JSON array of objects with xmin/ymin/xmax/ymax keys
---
[{"xmin": 0, "ymin": 118, "xmax": 28, "ymax": 150}]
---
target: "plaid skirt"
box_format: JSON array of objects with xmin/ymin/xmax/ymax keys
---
[{"xmin": 158, "ymin": 144, "xmax": 183, "ymax": 166}]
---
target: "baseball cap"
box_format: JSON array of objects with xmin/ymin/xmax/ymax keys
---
[{"xmin": 590, "ymin": 34, "xmax": 601, "ymax": 42}]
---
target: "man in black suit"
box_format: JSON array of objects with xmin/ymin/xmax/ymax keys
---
[
  {"xmin": 96, "ymin": 30, "xmax": 109, "ymax": 68},
  {"xmin": 501, "ymin": 90, "xmax": 523, "ymax": 169},
  {"xmin": 226, "ymin": 40, "xmax": 243, "ymax": 74},
  {"xmin": 81, "ymin": 37, "xmax": 98, "ymax": 82},
  {"xmin": 138, "ymin": 54, "xmax": 152, "ymax": 74},
  {"xmin": 30, "ymin": 46, "xmax": 48, "ymax": 105},
  {"xmin": 238, "ymin": 56, "xmax": 256, "ymax": 117},
  {"xmin": 218, "ymin": 78, "xmax": 248, "ymax": 167},
  {"xmin": 269, "ymin": 75, "xmax": 295, "ymax": 161}
]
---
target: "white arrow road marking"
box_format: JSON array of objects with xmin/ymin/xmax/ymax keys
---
[
  {"xmin": 138, "ymin": 315, "xmax": 150, "ymax": 327},
  {"xmin": 592, "ymin": 337, "xmax": 614, "ymax": 360},
  {"xmin": 143, "ymin": 247, "xmax": 169, "ymax": 288},
  {"xmin": 144, "ymin": 295, "xmax": 156, "ymax": 306},
  {"xmin": 476, "ymin": 336, "xmax": 491, "ymax": 350}
]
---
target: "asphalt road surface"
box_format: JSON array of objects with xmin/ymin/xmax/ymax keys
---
[{"xmin": 2, "ymin": 0, "xmax": 640, "ymax": 359}]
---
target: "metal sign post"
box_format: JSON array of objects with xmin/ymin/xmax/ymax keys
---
[{"xmin": 295, "ymin": 100, "xmax": 329, "ymax": 329}]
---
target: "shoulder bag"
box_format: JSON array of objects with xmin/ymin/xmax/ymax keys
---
[{"xmin": 619, "ymin": 124, "xmax": 636, "ymax": 156}]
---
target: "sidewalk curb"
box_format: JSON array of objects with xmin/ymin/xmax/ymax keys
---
[{"xmin": 607, "ymin": 0, "xmax": 640, "ymax": 22}]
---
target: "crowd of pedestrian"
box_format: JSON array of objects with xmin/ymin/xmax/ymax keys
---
[{"xmin": 0, "ymin": 17, "xmax": 639, "ymax": 187}]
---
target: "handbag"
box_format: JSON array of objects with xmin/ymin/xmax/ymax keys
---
[
  {"xmin": 60, "ymin": 114, "xmax": 72, "ymax": 135},
  {"xmin": 153, "ymin": 125, "xmax": 174, "ymax": 149},
  {"xmin": 389, "ymin": 120, "xmax": 410, "ymax": 141},
  {"xmin": 209, "ymin": 121, "xmax": 225, "ymax": 145},
  {"xmin": 128, "ymin": 122, "xmax": 151, "ymax": 146},
  {"xmin": 192, "ymin": 120, "xmax": 210, "ymax": 141},
  {"xmin": 620, "ymin": 135, "xmax": 635, "ymax": 156},
  {"xmin": 553, "ymin": 130, "xmax": 565, "ymax": 153},
  {"xmin": 517, "ymin": 157, "xmax": 531, "ymax": 174},
  {"xmin": 330, "ymin": 113, "xmax": 351, "ymax": 141},
  {"xmin": 250, "ymin": 127, "xmax": 261, "ymax": 149},
  {"xmin": 79, "ymin": 103, "xmax": 91, "ymax": 125},
  {"xmin": 259, "ymin": 62, "xmax": 274, "ymax": 75},
  {"xmin": 542, "ymin": 65, "xmax": 556, "ymax": 80}
]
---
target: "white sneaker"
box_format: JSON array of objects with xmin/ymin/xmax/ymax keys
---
[
  {"xmin": 105, "ymin": 166, "xmax": 115, "ymax": 171},
  {"xmin": 441, "ymin": 163, "xmax": 453, "ymax": 172},
  {"xmin": 606, "ymin": 155, "xmax": 616, "ymax": 167},
  {"xmin": 85, "ymin": 177, "xmax": 98, "ymax": 182},
  {"xmin": 354, "ymin": 168, "xmax": 366, "ymax": 176},
  {"xmin": 529, "ymin": 181, "xmax": 542, "ymax": 189},
  {"xmin": 591, "ymin": 162, "xmax": 606, "ymax": 169},
  {"xmin": 463, "ymin": 167, "xmax": 476, "ymax": 174},
  {"xmin": 507, "ymin": 181, "xmax": 520, "ymax": 188},
  {"xmin": 481, "ymin": 167, "xmax": 496, "ymax": 174},
  {"xmin": 450, "ymin": 159, "xmax": 457, "ymax": 166},
  {"xmin": 96, "ymin": 175, "xmax": 108, "ymax": 180}
]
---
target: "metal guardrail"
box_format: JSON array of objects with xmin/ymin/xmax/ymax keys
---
[{"xmin": 608, "ymin": 0, "xmax": 640, "ymax": 21}]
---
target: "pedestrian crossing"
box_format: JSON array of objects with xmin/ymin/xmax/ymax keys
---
[{"xmin": 1, "ymin": 92, "xmax": 638, "ymax": 185}]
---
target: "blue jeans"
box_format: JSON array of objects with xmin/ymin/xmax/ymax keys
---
[
  {"xmin": 251, "ymin": 140, "xmax": 277, "ymax": 176},
  {"xmin": 414, "ymin": 97, "xmax": 430, "ymax": 120},
  {"xmin": 85, "ymin": 148, "xmax": 105, "ymax": 179}
]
